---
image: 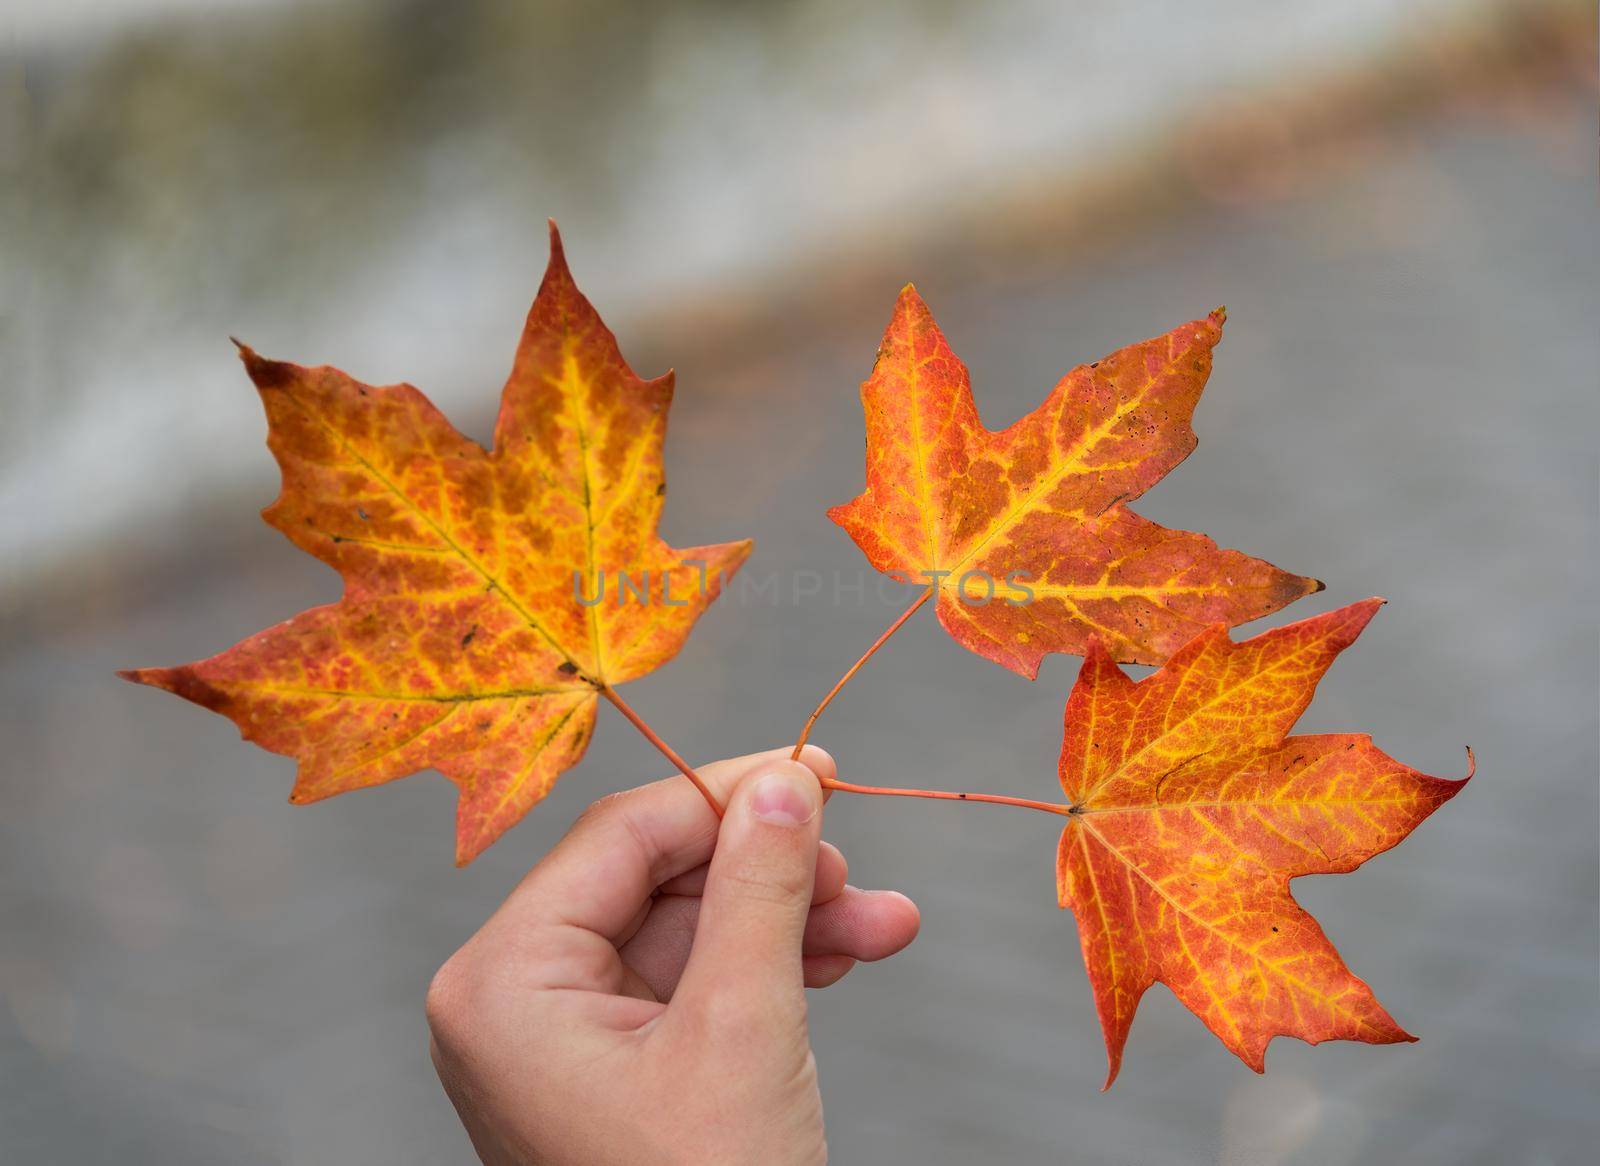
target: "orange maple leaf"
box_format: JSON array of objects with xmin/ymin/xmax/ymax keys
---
[
  {"xmin": 121, "ymin": 224, "xmax": 751, "ymax": 864},
  {"xmin": 830, "ymin": 288, "xmax": 1321, "ymax": 676},
  {"xmin": 1055, "ymin": 598, "xmax": 1469, "ymax": 1086}
]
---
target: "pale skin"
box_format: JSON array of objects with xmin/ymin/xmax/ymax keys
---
[{"xmin": 426, "ymin": 746, "xmax": 922, "ymax": 1164}]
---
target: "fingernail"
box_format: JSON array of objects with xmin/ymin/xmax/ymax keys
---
[{"xmin": 749, "ymin": 770, "xmax": 819, "ymax": 827}]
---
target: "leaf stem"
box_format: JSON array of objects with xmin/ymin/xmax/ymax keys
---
[
  {"xmin": 820, "ymin": 775, "xmax": 1073, "ymax": 817},
  {"xmin": 599, "ymin": 685, "xmax": 723, "ymax": 817},
  {"xmin": 792, "ymin": 587, "xmax": 933, "ymax": 760}
]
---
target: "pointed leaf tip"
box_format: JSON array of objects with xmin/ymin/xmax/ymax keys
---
[
  {"xmin": 894, "ymin": 283, "xmax": 927, "ymax": 313},
  {"xmin": 540, "ymin": 219, "xmax": 573, "ymax": 288},
  {"xmin": 233, "ymin": 344, "xmax": 294, "ymax": 390},
  {"xmin": 230, "ymin": 338, "xmax": 264, "ymax": 369}
]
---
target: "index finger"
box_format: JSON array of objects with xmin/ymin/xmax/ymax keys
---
[{"xmin": 483, "ymin": 744, "xmax": 837, "ymax": 946}]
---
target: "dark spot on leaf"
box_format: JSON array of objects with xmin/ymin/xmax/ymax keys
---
[
  {"xmin": 558, "ymin": 661, "xmax": 579, "ymax": 676},
  {"xmin": 461, "ymin": 625, "xmax": 477, "ymax": 648}
]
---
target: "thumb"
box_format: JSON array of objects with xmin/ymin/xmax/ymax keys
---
[{"xmin": 673, "ymin": 760, "xmax": 824, "ymax": 1031}]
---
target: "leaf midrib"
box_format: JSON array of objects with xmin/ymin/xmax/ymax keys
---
[
  {"xmin": 904, "ymin": 296, "xmax": 938, "ymax": 567},
  {"xmin": 240, "ymin": 682, "xmax": 594, "ymax": 703},
  {"xmin": 560, "ymin": 338, "xmax": 608, "ymax": 682},
  {"xmin": 1084, "ymin": 793, "xmax": 1425, "ymax": 815}
]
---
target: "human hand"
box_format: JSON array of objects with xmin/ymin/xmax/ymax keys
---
[{"xmin": 426, "ymin": 746, "xmax": 921, "ymax": 1164}]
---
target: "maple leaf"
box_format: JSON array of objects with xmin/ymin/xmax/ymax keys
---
[
  {"xmin": 121, "ymin": 224, "xmax": 751, "ymax": 864},
  {"xmin": 1054, "ymin": 598, "xmax": 1469, "ymax": 1086},
  {"xmin": 829, "ymin": 288, "xmax": 1322, "ymax": 676}
]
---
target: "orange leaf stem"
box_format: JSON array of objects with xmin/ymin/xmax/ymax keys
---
[
  {"xmin": 821, "ymin": 774, "xmax": 1073, "ymax": 817},
  {"xmin": 600, "ymin": 685, "xmax": 723, "ymax": 817},
  {"xmin": 792, "ymin": 587, "xmax": 933, "ymax": 760}
]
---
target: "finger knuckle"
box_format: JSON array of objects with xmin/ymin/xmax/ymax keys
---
[
  {"xmin": 719, "ymin": 861, "xmax": 811, "ymax": 906},
  {"xmin": 575, "ymin": 788, "xmax": 631, "ymax": 830},
  {"xmin": 423, "ymin": 953, "xmax": 477, "ymax": 1047}
]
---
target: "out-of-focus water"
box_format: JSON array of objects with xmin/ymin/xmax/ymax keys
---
[
  {"xmin": 2, "ymin": 0, "xmax": 1533, "ymax": 592},
  {"xmin": 3, "ymin": 2, "xmax": 1596, "ymax": 1163}
]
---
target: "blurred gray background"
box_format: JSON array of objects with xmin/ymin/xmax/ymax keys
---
[{"xmin": 3, "ymin": 1, "xmax": 1596, "ymax": 1162}]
